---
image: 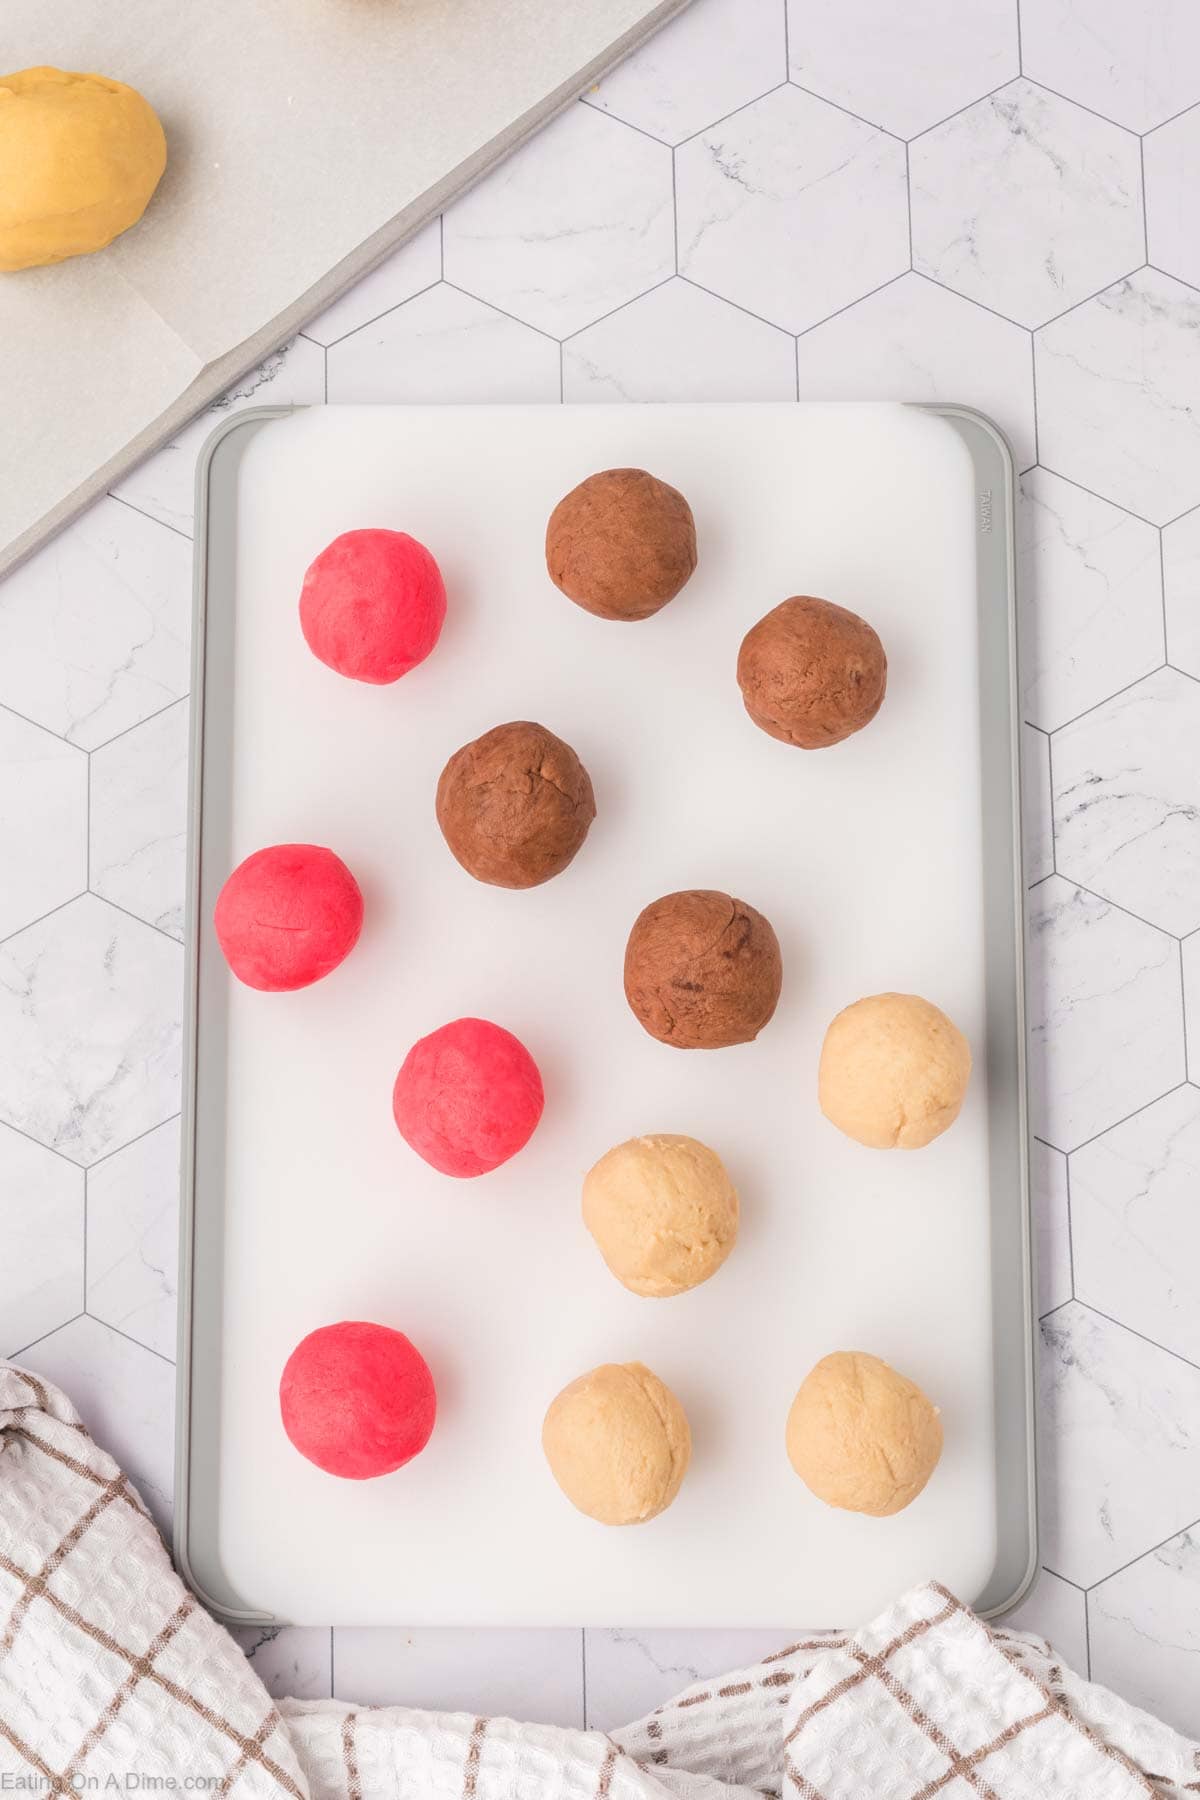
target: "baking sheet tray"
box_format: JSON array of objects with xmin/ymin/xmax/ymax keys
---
[{"xmin": 176, "ymin": 402, "xmax": 1034, "ymax": 1628}]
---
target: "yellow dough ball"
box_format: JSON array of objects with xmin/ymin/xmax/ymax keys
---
[
  {"xmin": 818, "ymin": 992, "xmax": 971, "ymax": 1149},
  {"xmin": 785, "ymin": 1351, "xmax": 943, "ymax": 1516},
  {"xmin": 0, "ymin": 67, "xmax": 167, "ymax": 272},
  {"xmin": 542, "ymin": 1362, "xmax": 691, "ymax": 1525},
  {"xmin": 582, "ymin": 1134, "xmax": 739, "ymax": 1298}
]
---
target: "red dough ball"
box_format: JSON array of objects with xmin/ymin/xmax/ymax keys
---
[
  {"xmin": 393, "ymin": 1017, "xmax": 544, "ymax": 1177},
  {"xmin": 300, "ymin": 528, "xmax": 447, "ymax": 684},
  {"xmin": 280, "ymin": 1321, "xmax": 437, "ymax": 1479},
  {"xmin": 214, "ymin": 844, "xmax": 363, "ymax": 991}
]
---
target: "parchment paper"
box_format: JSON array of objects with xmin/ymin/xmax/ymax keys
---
[{"xmin": 0, "ymin": 0, "xmax": 690, "ymax": 575}]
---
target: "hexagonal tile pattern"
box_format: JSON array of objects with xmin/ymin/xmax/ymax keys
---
[
  {"xmin": 1053, "ymin": 668, "xmax": 1200, "ymax": 937},
  {"xmin": 27, "ymin": 1314, "xmax": 175, "ymax": 1533},
  {"xmin": 0, "ymin": 708, "xmax": 86, "ymax": 940},
  {"xmin": 112, "ymin": 336, "xmax": 327, "ymax": 537},
  {"xmin": 0, "ymin": 895, "xmax": 182, "ymax": 1167},
  {"xmin": 1018, "ymin": 468, "xmax": 1164, "ymax": 733},
  {"xmin": 788, "ymin": 0, "xmax": 1018, "ymax": 141},
  {"xmin": 89, "ymin": 700, "xmax": 189, "ymax": 940},
  {"xmin": 1033, "ymin": 1137, "xmax": 1072, "ymax": 1317},
  {"xmin": 87, "ymin": 1117, "xmax": 180, "ymax": 1361},
  {"xmin": 910, "ymin": 80, "xmax": 1143, "ymax": 331},
  {"xmin": 443, "ymin": 104, "xmax": 674, "ymax": 338},
  {"xmin": 1163, "ymin": 505, "xmax": 1200, "ymax": 679},
  {"xmin": 1185, "ymin": 933, "xmax": 1200, "ymax": 1083},
  {"xmin": 1145, "ymin": 105, "xmax": 1200, "ymax": 294},
  {"xmin": 676, "ymin": 85, "xmax": 908, "ymax": 334},
  {"xmin": 1002, "ymin": 1568, "xmax": 1088, "ymax": 1673},
  {"xmin": 304, "ymin": 218, "xmax": 442, "ymax": 347},
  {"xmin": 1090, "ymin": 1527, "xmax": 1200, "ymax": 1736},
  {"xmin": 1020, "ymin": 0, "xmax": 1200, "ymax": 134},
  {"xmin": 1036, "ymin": 270, "xmax": 1200, "ymax": 526},
  {"xmin": 1027, "ymin": 877, "xmax": 1183, "ymax": 1152},
  {"xmin": 563, "ymin": 278, "xmax": 794, "ymax": 402},
  {"xmin": 0, "ymin": 497, "xmax": 191, "ymax": 751},
  {"xmin": 794, "ymin": 273, "xmax": 1036, "ymax": 471},
  {"xmin": 327, "ymin": 284, "xmax": 561, "ymax": 404},
  {"xmin": 1071, "ymin": 1086, "xmax": 1200, "ymax": 1366},
  {"xmin": 1039, "ymin": 1300, "xmax": 1200, "ymax": 1586},
  {"xmin": 588, "ymin": 0, "xmax": 786, "ymax": 145},
  {"xmin": 1023, "ymin": 725, "xmax": 1055, "ymax": 887},
  {"xmin": 0, "ymin": 1125, "xmax": 83, "ymax": 1357}
]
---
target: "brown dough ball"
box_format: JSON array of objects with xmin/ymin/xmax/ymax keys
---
[
  {"xmin": 737, "ymin": 596, "xmax": 887, "ymax": 749},
  {"xmin": 545, "ymin": 468, "xmax": 697, "ymax": 621},
  {"xmin": 624, "ymin": 889, "xmax": 782, "ymax": 1049},
  {"xmin": 436, "ymin": 720, "xmax": 596, "ymax": 889},
  {"xmin": 785, "ymin": 1351, "xmax": 943, "ymax": 1516}
]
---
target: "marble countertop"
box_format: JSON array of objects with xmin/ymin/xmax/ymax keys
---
[{"xmin": 2, "ymin": 0, "xmax": 1200, "ymax": 1740}]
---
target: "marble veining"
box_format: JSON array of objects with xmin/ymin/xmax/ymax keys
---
[{"xmin": 3, "ymin": 0, "xmax": 1200, "ymax": 1739}]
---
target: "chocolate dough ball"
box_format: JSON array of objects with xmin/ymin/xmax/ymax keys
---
[
  {"xmin": 436, "ymin": 720, "xmax": 595, "ymax": 889},
  {"xmin": 624, "ymin": 889, "xmax": 782, "ymax": 1049},
  {"xmin": 737, "ymin": 596, "xmax": 887, "ymax": 749},
  {"xmin": 545, "ymin": 468, "xmax": 697, "ymax": 621}
]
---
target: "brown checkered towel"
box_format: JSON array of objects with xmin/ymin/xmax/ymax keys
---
[{"xmin": 2, "ymin": 1364, "xmax": 1198, "ymax": 1800}]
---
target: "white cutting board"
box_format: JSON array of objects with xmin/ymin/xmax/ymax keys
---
[{"xmin": 190, "ymin": 402, "xmax": 1012, "ymax": 1627}]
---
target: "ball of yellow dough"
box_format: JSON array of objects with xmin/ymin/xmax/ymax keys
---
[
  {"xmin": 818, "ymin": 992, "xmax": 971, "ymax": 1149},
  {"xmin": 542, "ymin": 1362, "xmax": 691, "ymax": 1525},
  {"xmin": 0, "ymin": 68, "xmax": 167, "ymax": 272},
  {"xmin": 786, "ymin": 1351, "xmax": 943, "ymax": 1516},
  {"xmin": 582, "ymin": 1134, "xmax": 739, "ymax": 1298}
]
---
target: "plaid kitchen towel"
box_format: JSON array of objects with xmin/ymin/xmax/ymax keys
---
[{"xmin": 2, "ymin": 1363, "xmax": 1199, "ymax": 1800}]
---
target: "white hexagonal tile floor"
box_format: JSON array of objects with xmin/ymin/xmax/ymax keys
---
[
  {"xmin": 1071, "ymin": 1086, "xmax": 1200, "ymax": 1366},
  {"xmin": 1090, "ymin": 1527, "xmax": 1200, "ymax": 1736},
  {"xmin": 675, "ymin": 85, "xmax": 908, "ymax": 334},
  {"xmin": 1163, "ymin": 506, "xmax": 1200, "ymax": 680},
  {"xmin": 1053, "ymin": 667, "xmax": 1200, "ymax": 938},
  {"xmin": 1036, "ymin": 271, "xmax": 1200, "ymax": 527},
  {"xmin": 794, "ymin": 272, "xmax": 1036, "ymax": 471},
  {"xmin": 0, "ymin": 497, "xmax": 192, "ymax": 751},
  {"xmin": 0, "ymin": 1125, "xmax": 83, "ymax": 1358},
  {"xmin": 1018, "ymin": 468, "xmax": 1164, "ymax": 734},
  {"xmin": 588, "ymin": 0, "xmax": 786, "ymax": 145},
  {"xmin": 910, "ymin": 79, "xmax": 1143, "ymax": 331},
  {"xmin": 326, "ymin": 284, "xmax": 561, "ymax": 405},
  {"xmin": 1023, "ymin": 725, "xmax": 1055, "ymax": 887},
  {"xmin": 0, "ymin": 895, "xmax": 182, "ymax": 1167},
  {"xmin": 89, "ymin": 699, "xmax": 189, "ymax": 942},
  {"xmin": 112, "ymin": 336, "xmax": 328, "ymax": 538},
  {"xmin": 1039, "ymin": 1300, "xmax": 1200, "ymax": 1587},
  {"xmin": 787, "ymin": 0, "xmax": 1018, "ymax": 141},
  {"xmin": 1186, "ymin": 932, "xmax": 1200, "ymax": 1083},
  {"xmin": 1020, "ymin": 0, "xmax": 1200, "ymax": 134},
  {"xmin": 87, "ymin": 1116, "xmax": 180, "ymax": 1362},
  {"xmin": 1026, "ymin": 876, "xmax": 1183, "ymax": 1152},
  {"xmin": 1032, "ymin": 1136, "xmax": 1072, "ymax": 1318},
  {"xmin": 1002, "ymin": 1568, "xmax": 1088, "ymax": 1673},
  {"xmin": 303, "ymin": 219, "xmax": 442, "ymax": 348},
  {"xmin": 563, "ymin": 278, "xmax": 795, "ymax": 402},
  {"xmin": 0, "ymin": 708, "xmax": 87, "ymax": 941},
  {"xmin": 1144, "ymin": 105, "xmax": 1200, "ymax": 294},
  {"xmin": 443, "ymin": 104, "xmax": 675, "ymax": 339},
  {"xmin": 231, "ymin": 1628, "xmax": 332, "ymax": 1702}
]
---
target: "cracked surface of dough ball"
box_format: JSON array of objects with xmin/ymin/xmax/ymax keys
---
[
  {"xmin": 437, "ymin": 720, "xmax": 595, "ymax": 888},
  {"xmin": 819, "ymin": 992, "xmax": 971, "ymax": 1149},
  {"xmin": 542, "ymin": 1362, "xmax": 691, "ymax": 1525},
  {"xmin": 545, "ymin": 468, "xmax": 697, "ymax": 621},
  {"xmin": 737, "ymin": 596, "xmax": 887, "ymax": 749},
  {"xmin": 0, "ymin": 68, "xmax": 166, "ymax": 271},
  {"xmin": 785, "ymin": 1351, "xmax": 943, "ymax": 1516},
  {"xmin": 624, "ymin": 889, "xmax": 782, "ymax": 1049},
  {"xmin": 583, "ymin": 1134, "xmax": 738, "ymax": 1297}
]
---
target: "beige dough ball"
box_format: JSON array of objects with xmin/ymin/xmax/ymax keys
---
[
  {"xmin": 542, "ymin": 1362, "xmax": 691, "ymax": 1525},
  {"xmin": 583, "ymin": 1134, "xmax": 738, "ymax": 1298},
  {"xmin": 785, "ymin": 1351, "xmax": 943, "ymax": 1516},
  {"xmin": 818, "ymin": 992, "xmax": 971, "ymax": 1149},
  {"xmin": 0, "ymin": 68, "xmax": 166, "ymax": 272}
]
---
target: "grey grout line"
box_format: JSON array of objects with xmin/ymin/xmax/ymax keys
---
[
  {"xmin": 1032, "ymin": 461, "xmax": 1161, "ymax": 532},
  {"xmin": 1055, "ymin": 874, "xmax": 1178, "ymax": 940},
  {"xmin": 88, "ymin": 891, "xmax": 184, "ymax": 951},
  {"xmin": 670, "ymin": 146, "xmax": 680, "ymax": 275},
  {"xmin": 82, "ymin": 1168, "xmax": 88, "ymax": 1308},
  {"xmin": 558, "ymin": 341, "xmax": 565, "ymax": 405},
  {"xmin": 1085, "ymin": 1514, "xmax": 1200, "ymax": 1594},
  {"xmin": 86, "ymin": 1111, "xmax": 182, "ymax": 1173},
  {"xmin": 0, "ymin": 699, "xmax": 84, "ymax": 752},
  {"xmin": 89, "ymin": 695, "xmax": 190, "ymax": 757},
  {"xmin": 672, "ymin": 80, "xmax": 792, "ymax": 151},
  {"xmin": 787, "ymin": 79, "xmax": 903, "ymax": 143},
  {"xmin": 106, "ymin": 489, "xmax": 193, "ymax": 543},
  {"xmin": 909, "ymin": 267, "xmax": 1035, "ymax": 333},
  {"xmin": 1161, "ymin": 497, "xmax": 1200, "ymax": 532},
  {"xmin": 560, "ymin": 274, "xmax": 677, "ymax": 346},
  {"xmin": 1014, "ymin": 0, "xmax": 1024, "ymax": 76},
  {"xmin": 315, "ymin": 276, "xmax": 444, "ymax": 352},
  {"xmin": 1181, "ymin": 940, "xmax": 1191, "ymax": 1084},
  {"xmin": 1144, "ymin": 98, "xmax": 1200, "ymax": 138},
  {"xmin": 1046, "ymin": 660, "xmax": 1167, "ymax": 737},
  {"xmin": 0, "ymin": 889, "xmax": 87, "ymax": 951},
  {"xmin": 1034, "ymin": 263, "xmax": 1147, "ymax": 334},
  {"xmin": 1040, "ymin": 1567, "xmax": 1087, "ymax": 1595},
  {"xmin": 1018, "ymin": 74, "xmax": 1141, "ymax": 140},
  {"xmin": 1139, "ymin": 137, "xmax": 1150, "ymax": 263},
  {"xmin": 780, "ymin": 0, "xmax": 790, "ymax": 74},
  {"xmin": 794, "ymin": 270, "xmax": 909, "ymax": 340},
  {"xmin": 8, "ymin": 1312, "xmax": 85, "ymax": 1363},
  {"xmin": 675, "ymin": 272, "xmax": 794, "ymax": 338},
  {"xmin": 1045, "ymin": 726, "xmax": 1057, "ymax": 875},
  {"xmin": 906, "ymin": 74, "xmax": 1022, "ymax": 147},
  {"xmin": 440, "ymin": 279, "xmax": 563, "ymax": 346},
  {"xmin": 1062, "ymin": 1146, "xmax": 1076, "ymax": 1298},
  {"xmin": 85, "ymin": 1313, "xmax": 175, "ymax": 1366},
  {"xmin": 85, "ymin": 754, "xmax": 91, "ymax": 888},
  {"xmin": 904, "ymin": 142, "xmax": 914, "ymax": 269},
  {"xmin": 1157, "ymin": 528, "xmax": 1170, "ymax": 662},
  {"xmin": 579, "ymin": 96, "xmax": 673, "ymax": 150},
  {"xmin": 1047, "ymin": 1081, "xmax": 1190, "ymax": 1160},
  {"xmin": 1028, "ymin": 329, "xmax": 1040, "ymax": 465},
  {"xmin": 0, "ymin": 1114, "xmax": 84, "ymax": 1172}
]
